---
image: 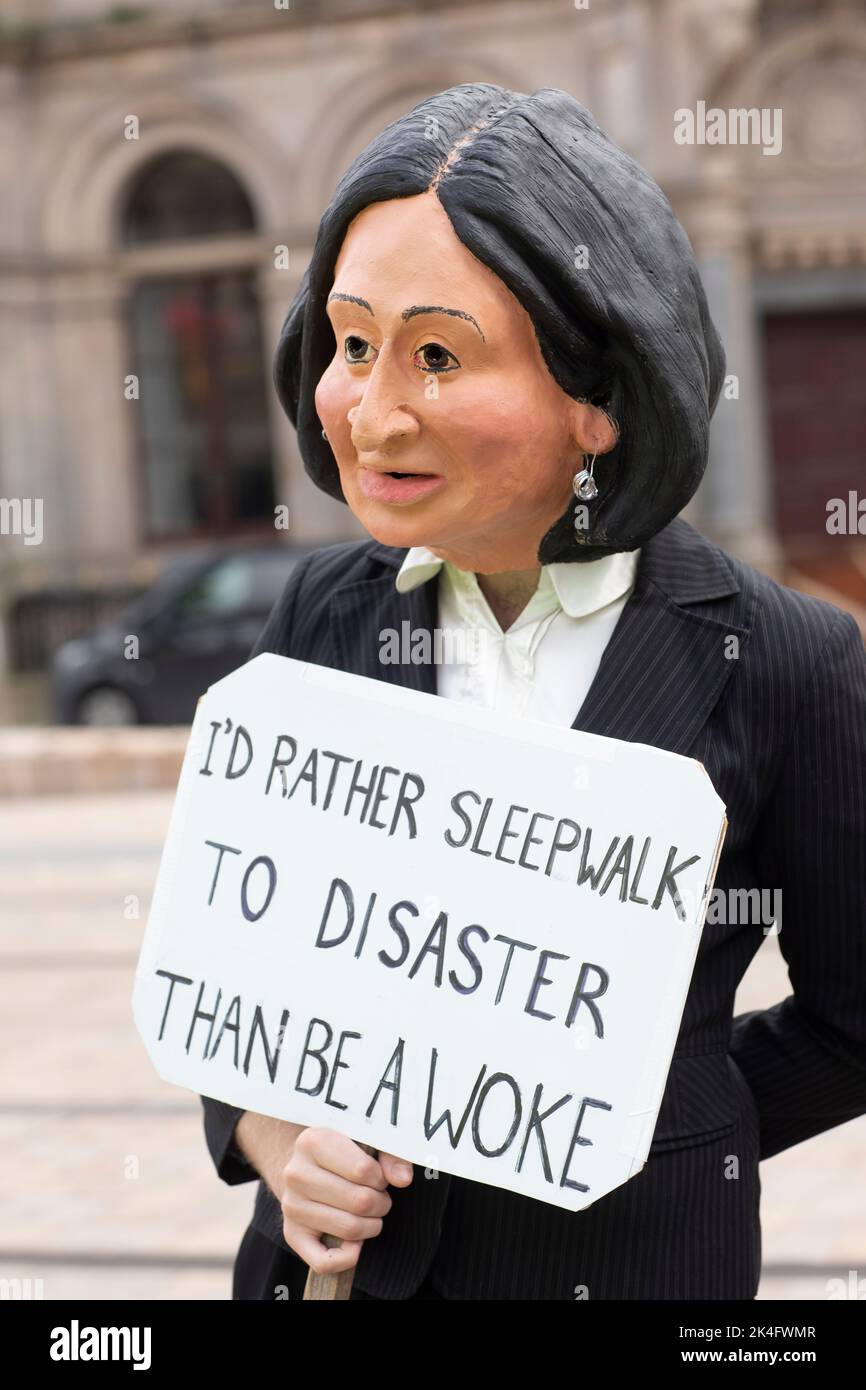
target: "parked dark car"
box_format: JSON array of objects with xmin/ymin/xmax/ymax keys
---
[{"xmin": 52, "ymin": 543, "xmax": 314, "ymax": 725}]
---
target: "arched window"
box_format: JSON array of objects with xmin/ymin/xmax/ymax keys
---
[
  {"xmin": 123, "ymin": 151, "xmax": 256, "ymax": 244},
  {"xmin": 122, "ymin": 151, "xmax": 275, "ymax": 540}
]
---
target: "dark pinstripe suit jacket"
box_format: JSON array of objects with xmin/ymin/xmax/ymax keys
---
[{"xmin": 200, "ymin": 516, "xmax": 866, "ymax": 1300}]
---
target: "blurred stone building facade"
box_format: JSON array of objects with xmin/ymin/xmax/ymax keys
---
[{"xmin": 1, "ymin": 0, "xmax": 865, "ymax": 671}]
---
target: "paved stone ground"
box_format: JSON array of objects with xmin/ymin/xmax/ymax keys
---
[{"xmin": 0, "ymin": 789, "xmax": 863, "ymax": 1302}]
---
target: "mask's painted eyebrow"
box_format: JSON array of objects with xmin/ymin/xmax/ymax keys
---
[
  {"xmin": 327, "ymin": 292, "xmax": 373, "ymax": 314},
  {"xmin": 327, "ymin": 293, "xmax": 485, "ymax": 342},
  {"xmin": 402, "ymin": 304, "xmax": 485, "ymax": 342}
]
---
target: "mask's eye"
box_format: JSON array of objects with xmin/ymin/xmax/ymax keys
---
[
  {"xmin": 344, "ymin": 335, "xmax": 375, "ymax": 365},
  {"xmin": 413, "ymin": 342, "xmax": 460, "ymax": 374}
]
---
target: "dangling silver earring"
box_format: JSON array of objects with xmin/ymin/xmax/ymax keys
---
[
  {"xmin": 572, "ymin": 453, "xmax": 598, "ymax": 505},
  {"xmin": 321, "ymin": 428, "xmax": 328, "ymax": 440}
]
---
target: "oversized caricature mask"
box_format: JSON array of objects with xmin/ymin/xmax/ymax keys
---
[{"xmin": 274, "ymin": 83, "xmax": 725, "ymax": 565}]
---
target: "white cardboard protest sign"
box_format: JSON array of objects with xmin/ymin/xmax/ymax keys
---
[{"xmin": 133, "ymin": 653, "xmax": 726, "ymax": 1212}]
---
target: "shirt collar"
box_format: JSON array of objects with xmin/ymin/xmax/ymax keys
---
[{"xmin": 395, "ymin": 545, "xmax": 640, "ymax": 619}]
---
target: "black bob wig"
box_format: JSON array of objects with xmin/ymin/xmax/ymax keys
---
[{"xmin": 273, "ymin": 83, "xmax": 726, "ymax": 564}]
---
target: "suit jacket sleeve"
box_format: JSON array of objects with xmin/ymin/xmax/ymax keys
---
[
  {"xmin": 199, "ymin": 549, "xmax": 316, "ymax": 1185},
  {"xmin": 730, "ymin": 608, "xmax": 866, "ymax": 1160}
]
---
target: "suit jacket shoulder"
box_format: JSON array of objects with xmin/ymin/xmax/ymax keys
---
[
  {"xmin": 251, "ymin": 537, "xmax": 396, "ymax": 660},
  {"xmin": 624, "ymin": 515, "xmax": 862, "ymax": 715}
]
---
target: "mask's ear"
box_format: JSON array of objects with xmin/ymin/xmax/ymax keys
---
[{"xmin": 569, "ymin": 399, "xmax": 619, "ymax": 458}]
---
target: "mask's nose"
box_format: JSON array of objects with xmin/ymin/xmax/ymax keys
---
[{"xmin": 348, "ymin": 355, "xmax": 421, "ymax": 455}]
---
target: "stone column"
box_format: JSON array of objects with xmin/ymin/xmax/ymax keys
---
[
  {"xmin": 684, "ymin": 169, "xmax": 783, "ymax": 573},
  {"xmin": 48, "ymin": 269, "xmax": 140, "ymax": 571}
]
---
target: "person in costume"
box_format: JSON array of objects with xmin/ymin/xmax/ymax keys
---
[{"xmin": 201, "ymin": 84, "xmax": 866, "ymax": 1301}]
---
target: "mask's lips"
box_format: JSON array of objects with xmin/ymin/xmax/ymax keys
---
[{"xmin": 358, "ymin": 467, "xmax": 446, "ymax": 503}]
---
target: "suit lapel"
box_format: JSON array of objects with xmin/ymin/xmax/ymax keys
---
[
  {"xmin": 573, "ymin": 519, "xmax": 751, "ymax": 754},
  {"xmin": 327, "ymin": 520, "xmax": 751, "ymax": 758},
  {"xmin": 573, "ymin": 581, "xmax": 747, "ymax": 754}
]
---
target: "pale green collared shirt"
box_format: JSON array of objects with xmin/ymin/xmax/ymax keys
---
[{"xmin": 394, "ymin": 545, "xmax": 640, "ymax": 725}]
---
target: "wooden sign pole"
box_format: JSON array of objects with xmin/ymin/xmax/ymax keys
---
[{"xmin": 303, "ymin": 1144, "xmax": 378, "ymax": 1301}]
